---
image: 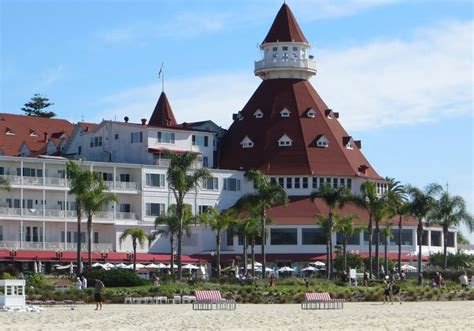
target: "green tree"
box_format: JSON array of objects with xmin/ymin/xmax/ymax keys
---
[
  {"xmin": 351, "ymin": 181, "xmax": 379, "ymax": 278},
  {"xmin": 246, "ymin": 215, "xmax": 262, "ymax": 277},
  {"xmin": 22, "ymin": 94, "xmax": 56, "ymax": 118},
  {"xmin": 150, "ymin": 204, "xmax": 194, "ymax": 276},
  {"xmin": 67, "ymin": 161, "xmax": 92, "ymax": 275},
  {"xmin": 201, "ymin": 207, "xmax": 236, "ymax": 279},
  {"xmin": 119, "ymin": 227, "xmax": 148, "ymax": 271},
  {"xmin": 311, "ymin": 182, "xmax": 352, "ymax": 279},
  {"xmin": 334, "ymin": 213, "xmax": 361, "ymax": 272},
  {"xmin": 430, "ymin": 190, "xmax": 473, "ymax": 269},
  {"xmin": 83, "ymin": 175, "xmax": 118, "ymax": 269},
  {"xmin": 385, "ymin": 177, "xmax": 408, "ymax": 273},
  {"xmin": 382, "ymin": 223, "xmax": 394, "ymax": 275},
  {"xmin": 457, "ymin": 231, "xmax": 470, "ymax": 245},
  {"xmin": 372, "ymin": 197, "xmax": 391, "ymax": 277},
  {"xmin": 165, "ymin": 151, "xmax": 211, "ymax": 280},
  {"xmin": 406, "ymin": 183, "xmax": 442, "ymax": 284},
  {"xmin": 234, "ymin": 170, "xmax": 288, "ymax": 279},
  {"xmin": 0, "ymin": 177, "xmax": 10, "ymax": 191}
]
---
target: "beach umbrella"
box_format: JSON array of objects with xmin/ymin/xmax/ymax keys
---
[
  {"xmin": 164, "ymin": 264, "xmax": 178, "ymax": 269},
  {"xmin": 38, "ymin": 261, "xmax": 43, "ymax": 273},
  {"xmin": 92, "ymin": 262, "xmax": 105, "ymax": 268},
  {"xmin": 103, "ymin": 263, "xmax": 115, "ymax": 269},
  {"xmin": 400, "ymin": 264, "xmax": 417, "ymax": 271},
  {"xmin": 277, "ymin": 266, "xmax": 295, "ymax": 273},
  {"xmin": 156, "ymin": 263, "xmax": 168, "ymax": 269},
  {"xmin": 301, "ymin": 266, "xmax": 318, "ymax": 272},
  {"xmin": 182, "ymin": 264, "xmax": 199, "ymax": 270},
  {"xmin": 115, "ymin": 263, "xmax": 129, "ymax": 269},
  {"xmin": 69, "ymin": 262, "xmax": 74, "ymax": 274},
  {"xmin": 255, "ymin": 267, "xmax": 273, "ymax": 273},
  {"xmin": 134, "ymin": 263, "xmax": 146, "ymax": 269},
  {"xmin": 146, "ymin": 263, "xmax": 160, "ymax": 269},
  {"xmin": 310, "ymin": 261, "xmax": 325, "ymax": 267}
]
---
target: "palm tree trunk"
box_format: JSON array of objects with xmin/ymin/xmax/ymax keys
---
[
  {"xmin": 177, "ymin": 199, "xmax": 183, "ymax": 281},
  {"xmin": 251, "ymin": 239, "xmax": 255, "ymax": 277},
  {"xmin": 384, "ymin": 235, "xmax": 388, "ymax": 275},
  {"xmin": 443, "ymin": 225, "xmax": 448, "ymax": 269},
  {"xmin": 170, "ymin": 237, "xmax": 175, "ymax": 278},
  {"xmin": 261, "ymin": 207, "xmax": 267, "ymax": 279},
  {"xmin": 76, "ymin": 201, "xmax": 82, "ymax": 276},
  {"xmin": 329, "ymin": 233, "xmax": 333, "ymax": 279},
  {"xmin": 368, "ymin": 215, "xmax": 373, "ymax": 279},
  {"xmin": 398, "ymin": 215, "xmax": 402, "ymax": 274},
  {"xmin": 417, "ymin": 221, "xmax": 423, "ymax": 285},
  {"xmin": 133, "ymin": 239, "xmax": 137, "ymax": 271},
  {"xmin": 343, "ymin": 240, "xmax": 347, "ymax": 272},
  {"xmin": 375, "ymin": 223, "xmax": 380, "ymax": 278},
  {"xmin": 87, "ymin": 213, "xmax": 93, "ymax": 271},
  {"xmin": 243, "ymin": 236, "xmax": 248, "ymax": 275},
  {"xmin": 216, "ymin": 234, "xmax": 221, "ymax": 279},
  {"xmin": 325, "ymin": 240, "xmax": 330, "ymax": 279}
]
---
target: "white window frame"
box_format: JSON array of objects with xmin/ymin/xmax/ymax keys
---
[
  {"xmin": 240, "ymin": 136, "xmax": 254, "ymax": 149},
  {"xmin": 280, "ymin": 108, "xmax": 290, "ymax": 118},
  {"xmin": 307, "ymin": 109, "xmax": 316, "ymax": 118},
  {"xmin": 316, "ymin": 135, "xmax": 329, "ymax": 148},
  {"xmin": 253, "ymin": 109, "xmax": 263, "ymax": 118},
  {"xmin": 278, "ymin": 134, "xmax": 292, "ymax": 147}
]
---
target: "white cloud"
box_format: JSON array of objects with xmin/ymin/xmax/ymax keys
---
[
  {"xmin": 38, "ymin": 65, "xmax": 65, "ymax": 89},
  {"xmin": 96, "ymin": 20, "xmax": 473, "ymax": 132}
]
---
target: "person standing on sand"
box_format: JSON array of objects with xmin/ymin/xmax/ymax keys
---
[
  {"xmin": 382, "ymin": 280, "xmax": 391, "ymax": 304},
  {"xmin": 94, "ymin": 278, "xmax": 105, "ymax": 310},
  {"xmin": 390, "ymin": 282, "xmax": 403, "ymax": 305},
  {"xmin": 459, "ymin": 272, "xmax": 468, "ymax": 289},
  {"xmin": 363, "ymin": 269, "xmax": 369, "ymax": 287},
  {"xmin": 81, "ymin": 275, "xmax": 88, "ymax": 289}
]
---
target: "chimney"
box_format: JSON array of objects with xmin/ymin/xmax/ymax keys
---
[
  {"xmin": 124, "ymin": 116, "xmax": 129, "ymax": 123},
  {"xmin": 44, "ymin": 132, "xmax": 49, "ymax": 142},
  {"xmin": 141, "ymin": 118, "xmax": 147, "ymax": 126}
]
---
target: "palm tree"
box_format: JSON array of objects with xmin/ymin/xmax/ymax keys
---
[
  {"xmin": 67, "ymin": 161, "xmax": 91, "ymax": 276},
  {"xmin": 202, "ymin": 207, "xmax": 236, "ymax": 279},
  {"xmin": 334, "ymin": 213, "xmax": 361, "ymax": 272},
  {"xmin": 164, "ymin": 151, "xmax": 211, "ymax": 280},
  {"xmin": 315, "ymin": 214, "xmax": 333, "ymax": 279},
  {"xmin": 311, "ymin": 182, "xmax": 351, "ymax": 279},
  {"xmin": 372, "ymin": 197, "xmax": 390, "ymax": 278},
  {"xmin": 234, "ymin": 169, "xmax": 288, "ymax": 279},
  {"xmin": 83, "ymin": 175, "xmax": 118, "ymax": 269},
  {"xmin": 406, "ymin": 183, "xmax": 442, "ymax": 285},
  {"xmin": 0, "ymin": 176, "xmax": 10, "ymax": 191},
  {"xmin": 385, "ymin": 177, "xmax": 408, "ymax": 273},
  {"xmin": 382, "ymin": 223, "xmax": 394, "ymax": 275},
  {"xmin": 351, "ymin": 181, "xmax": 379, "ymax": 279},
  {"xmin": 245, "ymin": 216, "xmax": 262, "ymax": 277},
  {"xmin": 151, "ymin": 204, "xmax": 194, "ymax": 276},
  {"xmin": 431, "ymin": 190, "xmax": 473, "ymax": 269},
  {"xmin": 119, "ymin": 227, "xmax": 148, "ymax": 271}
]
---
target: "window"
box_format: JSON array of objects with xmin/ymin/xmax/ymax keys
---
[
  {"xmin": 307, "ymin": 109, "xmax": 316, "ymax": 118},
  {"xmin": 119, "ymin": 174, "xmax": 130, "ymax": 182},
  {"xmin": 302, "ymin": 228, "xmax": 326, "ymax": 245},
  {"xmin": 90, "ymin": 136, "xmax": 102, "ymax": 147},
  {"xmin": 390, "ymin": 229, "xmax": 413, "ymax": 246},
  {"xmin": 17, "ymin": 168, "xmax": 42, "ymax": 177},
  {"xmin": 240, "ymin": 136, "xmax": 254, "ymax": 148},
  {"xmin": 336, "ymin": 232, "xmax": 360, "ymax": 245},
  {"xmin": 198, "ymin": 205, "xmax": 212, "ymax": 214},
  {"xmin": 115, "ymin": 134, "xmax": 118, "ymax": 140},
  {"xmin": 294, "ymin": 177, "xmax": 300, "ymax": 189},
  {"xmin": 340, "ymin": 178, "xmax": 345, "ymax": 187},
  {"xmin": 78, "ymin": 146, "xmax": 82, "ymax": 155},
  {"xmin": 94, "ymin": 232, "xmax": 99, "ymax": 244},
  {"xmin": 286, "ymin": 177, "xmax": 292, "ymax": 189},
  {"xmin": 302, "ymin": 177, "xmax": 308, "ymax": 189},
  {"xmin": 333, "ymin": 178, "xmax": 338, "ymax": 188},
  {"xmin": 226, "ymin": 228, "xmax": 234, "ymax": 246},
  {"xmin": 278, "ymin": 134, "xmax": 292, "ymax": 147},
  {"xmin": 312, "ymin": 177, "xmax": 318, "ymax": 189},
  {"xmin": 270, "ymin": 228, "xmax": 297, "ymax": 245},
  {"xmin": 319, "ymin": 177, "xmax": 324, "ymax": 188},
  {"xmin": 203, "ymin": 157, "xmax": 209, "ymax": 168},
  {"xmin": 25, "ymin": 226, "xmax": 43, "ymax": 242},
  {"xmin": 0, "ymin": 225, "xmax": 3, "ymax": 241},
  {"xmin": 192, "ymin": 135, "xmax": 209, "ymax": 147},
  {"xmin": 158, "ymin": 132, "xmax": 175, "ymax": 144},
  {"xmin": 202, "ymin": 177, "xmax": 218, "ymax": 190},
  {"xmin": 119, "ymin": 204, "xmax": 131, "ymax": 213},
  {"xmin": 317, "ymin": 140, "xmax": 329, "ymax": 148},
  {"xmin": 131, "ymin": 132, "xmax": 143, "ymax": 143},
  {"xmin": 146, "ymin": 173, "xmax": 165, "ymax": 187},
  {"xmin": 146, "ymin": 203, "xmax": 165, "ymax": 216},
  {"xmin": 431, "ymin": 231, "xmax": 441, "ymax": 246},
  {"xmin": 280, "ymin": 108, "xmax": 290, "ymax": 117},
  {"xmin": 272, "ymin": 47, "xmax": 278, "ymax": 62},
  {"xmin": 347, "ymin": 178, "xmax": 352, "ymax": 189},
  {"xmin": 278, "ymin": 177, "xmax": 284, "ymax": 187},
  {"xmin": 254, "ymin": 109, "xmax": 263, "ymax": 118},
  {"xmin": 447, "ymin": 232, "xmax": 455, "ymax": 247},
  {"xmin": 223, "ymin": 178, "xmax": 240, "ymax": 191},
  {"xmin": 73, "ymin": 232, "xmax": 86, "ymax": 243}
]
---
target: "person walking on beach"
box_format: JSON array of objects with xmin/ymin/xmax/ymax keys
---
[
  {"xmin": 94, "ymin": 278, "xmax": 105, "ymax": 310},
  {"xmin": 382, "ymin": 280, "xmax": 391, "ymax": 304},
  {"xmin": 459, "ymin": 271, "xmax": 469, "ymax": 289},
  {"xmin": 76, "ymin": 277, "xmax": 82, "ymax": 290},
  {"xmin": 390, "ymin": 282, "xmax": 403, "ymax": 305},
  {"xmin": 363, "ymin": 269, "xmax": 369, "ymax": 287},
  {"xmin": 81, "ymin": 275, "xmax": 88, "ymax": 289}
]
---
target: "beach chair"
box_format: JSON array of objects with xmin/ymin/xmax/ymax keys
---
[
  {"xmin": 192, "ymin": 290, "xmax": 236, "ymax": 310},
  {"xmin": 153, "ymin": 296, "xmax": 167, "ymax": 304},
  {"xmin": 301, "ymin": 292, "xmax": 344, "ymax": 310}
]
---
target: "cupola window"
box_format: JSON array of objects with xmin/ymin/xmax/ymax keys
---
[
  {"xmin": 316, "ymin": 135, "xmax": 330, "ymax": 148},
  {"xmin": 254, "ymin": 109, "xmax": 263, "ymax": 119},
  {"xmin": 325, "ymin": 109, "xmax": 339, "ymax": 119},
  {"xmin": 240, "ymin": 136, "xmax": 254, "ymax": 149},
  {"xmin": 280, "ymin": 108, "xmax": 290, "ymax": 118},
  {"xmin": 278, "ymin": 134, "xmax": 292, "ymax": 147}
]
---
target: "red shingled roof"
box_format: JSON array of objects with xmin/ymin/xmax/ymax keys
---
[
  {"xmin": 148, "ymin": 92, "xmax": 178, "ymax": 127},
  {"xmin": 0, "ymin": 113, "xmax": 74, "ymax": 156},
  {"xmin": 262, "ymin": 3, "xmax": 308, "ymax": 44},
  {"xmin": 219, "ymin": 79, "xmax": 381, "ymax": 179}
]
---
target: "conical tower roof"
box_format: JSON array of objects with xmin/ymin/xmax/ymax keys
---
[
  {"xmin": 262, "ymin": 3, "xmax": 308, "ymax": 44},
  {"xmin": 149, "ymin": 92, "xmax": 177, "ymax": 127},
  {"xmin": 219, "ymin": 79, "xmax": 381, "ymax": 180}
]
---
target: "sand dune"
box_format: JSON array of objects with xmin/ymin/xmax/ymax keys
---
[{"xmin": 1, "ymin": 301, "xmax": 473, "ymax": 330}]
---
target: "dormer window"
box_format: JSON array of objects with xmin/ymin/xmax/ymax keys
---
[
  {"xmin": 254, "ymin": 109, "xmax": 263, "ymax": 119},
  {"xmin": 316, "ymin": 135, "xmax": 330, "ymax": 148},
  {"xmin": 278, "ymin": 134, "xmax": 292, "ymax": 147},
  {"xmin": 306, "ymin": 108, "xmax": 316, "ymax": 118},
  {"xmin": 5, "ymin": 127, "xmax": 15, "ymax": 135},
  {"xmin": 29, "ymin": 130, "xmax": 39, "ymax": 137},
  {"xmin": 325, "ymin": 109, "xmax": 335, "ymax": 119},
  {"xmin": 343, "ymin": 136, "xmax": 354, "ymax": 150},
  {"xmin": 240, "ymin": 136, "xmax": 254, "ymax": 149},
  {"xmin": 280, "ymin": 108, "xmax": 290, "ymax": 118}
]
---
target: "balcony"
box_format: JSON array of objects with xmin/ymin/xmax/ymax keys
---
[
  {"xmin": 0, "ymin": 241, "xmax": 113, "ymax": 252},
  {"xmin": 105, "ymin": 181, "xmax": 139, "ymax": 191},
  {"xmin": 254, "ymin": 58, "xmax": 317, "ymax": 72},
  {"xmin": 115, "ymin": 212, "xmax": 140, "ymax": 221},
  {"xmin": 0, "ymin": 175, "xmax": 67, "ymax": 187}
]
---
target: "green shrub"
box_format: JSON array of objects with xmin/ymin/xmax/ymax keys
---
[{"xmin": 84, "ymin": 269, "xmax": 147, "ymax": 287}]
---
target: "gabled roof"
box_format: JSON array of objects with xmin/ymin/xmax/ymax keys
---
[
  {"xmin": 262, "ymin": 3, "xmax": 308, "ymax": 44},
  {"xmin": 149, "ymin": 92, "xmax": 177, "ymax": 127},
  {"xmin": 219, "ymin": 79, "xmax": 382, "ymax": 179},
  {"xmin": 0, "ymin": 113, "xmax": 74, "ymax": 157}
]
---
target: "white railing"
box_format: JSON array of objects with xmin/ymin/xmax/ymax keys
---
[
  {"xmin": 114, "ymin": 181, "xmax": 138, "ymax": 190},
  {"xmin": 0, "ymin": 207, "xmax": 21, "ymax": 216},
  {"xmin": 22, "ymin": 209, "xmax": 43, "ymax": 217},
  {"xmin": 1, "ymin": 175, "xmax": 22, "ymax": 185},
  {"xmin": 155, "ymin": 159, "xmax": 171, "ymax": 167},
  {"xmin": 254, "ymin": 58, "xmax": 317, "ymax": 72},
  {"xmin": 94, "ymin": 211, "xmax": 114, "ymax": 220},
  {"xmin": 0, "ymin": 241, "xmax": 113, "ymax": 252},
  {"xmin": 44, "ymin": 177, "xmax": 67, "ymax": 186},
  {"xmin": 0, "ymin": 175, "xmax": 67, "ymax": 187},
  {"xmin": 115, "ymin": 212, "xmax": 140, "ymax": 221},
  {"xmin": 45, "ymin": 209, "xmax": 65, "ymax": 218}
]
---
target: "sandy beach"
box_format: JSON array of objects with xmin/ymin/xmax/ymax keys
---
[{"xmin": 1, "ymin": 301, "xmax": 473, "ymax": 330}]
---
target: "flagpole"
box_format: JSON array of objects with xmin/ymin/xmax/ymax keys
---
[{"xmin": 160, "ymin": 62, "xmax": 164, "ymax": 92}]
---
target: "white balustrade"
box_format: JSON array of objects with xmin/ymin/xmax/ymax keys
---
[
  {"xmin": 115, "ymin": 212, "xmax": 139, "ymax": 220},
  {"xmin": 254, "ymin": 58, "xmax": 317, "ymax": 71},
  {"xmin": 0, "ymin": 207, "xmax": 21, "ymax": 216},
  {"xmin": 0, "ymin": 241, "xmax": 113, "ymax": 252}
]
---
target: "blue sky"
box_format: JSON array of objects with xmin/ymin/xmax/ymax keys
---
[{"xmin": 1, "ymin": 1, "xmax": 473, "ymax": 238}]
